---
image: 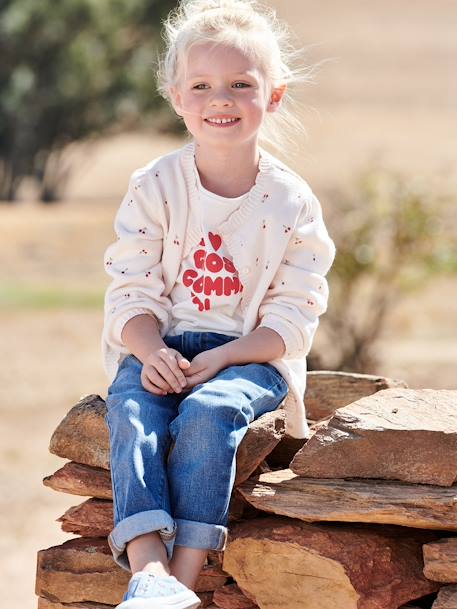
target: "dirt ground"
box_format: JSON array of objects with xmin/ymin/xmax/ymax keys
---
[{"xmin": 1, "ymin": 1, "xmax": 456, "ymax": 607}]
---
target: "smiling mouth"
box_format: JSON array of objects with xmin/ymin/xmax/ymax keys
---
[{"xmin": 204, "ymin": 118, "xmax": 241, "ymax": 127}]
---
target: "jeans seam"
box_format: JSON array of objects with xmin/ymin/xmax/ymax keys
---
[
  {"xmin": 263, "ymin": 364, "xmax": 288, "ymax": 390},
  {"xmin": 249, "ymin": 378, "xmax": 288, "ymax": 412},
  {"xmin": 156, "ymin": 441, "xmax": 173, "ymax": 511},
  {"xmin": 155, "ymin": 456, "xmax": 165, "ymax": 511},
  {"xmin": 215, "ymin": 376, "xmax": 275, "ymax": 525},
  {"xmin": 105, "ymin": 413, "xmax": 121, "ymax": 524},
  {"xmin": 215, "ymin": 403, "xmax": 246, "ymax": 524}
]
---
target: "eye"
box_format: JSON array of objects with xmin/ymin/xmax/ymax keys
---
[
  {"xmin": 192, "ymin": 84, "xmax": 209, "ymax": 90},
  {"xmin": 233, "ymin": 82, "xmax": 250, "ymax": 88}
]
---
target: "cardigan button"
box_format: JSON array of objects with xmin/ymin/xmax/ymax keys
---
[{"xmin": 241, "ymin": 266, "xmax": 251, "ymax": 275}]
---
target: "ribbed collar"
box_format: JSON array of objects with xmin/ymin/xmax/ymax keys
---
[{"xmin": 181, "ymin": 140, "xmax": 275, "ymax": 257}]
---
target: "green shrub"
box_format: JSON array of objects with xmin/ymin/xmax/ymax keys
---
[
  {"xmin": 0, "ymin": 0, "xmax": 180, "ymax": 202},
  {"xmin": 311, "ymin": 168, "xmax": 456, "ymax": 373}
]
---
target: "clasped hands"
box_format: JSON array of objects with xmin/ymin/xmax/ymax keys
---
[{"xmin": 140, "ymin": 345, "xmax": 230, "ymax": 396}]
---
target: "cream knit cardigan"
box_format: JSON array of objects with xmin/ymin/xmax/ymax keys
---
[{"xmin": 102, "ymin": 140, "xmax": 336, "ymax": 439}]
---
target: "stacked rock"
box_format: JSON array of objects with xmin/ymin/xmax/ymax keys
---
[{"xmin": 36, "ymin": 372, "xmax": 457, "ymax": 609}]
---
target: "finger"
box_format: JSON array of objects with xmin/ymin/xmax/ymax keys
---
[
  {"xmin": 171, "ymin": 355, "xmax": 190, "ymax": 387},
  {"xmin": 144, "ymin": 365, "xmax": 174, "ymax": 393},
  {"xmin": 183, "ymin": 364, "xmax": 197, "ymax": 377},
  {"xmin": 178, "ymin": 358, "xmax": 191, "ymax": 369},
  {"xmin": 154, "ymin": 357, "xmax": 185, "ymax": 393},
  {"xmin": 141, "ymin": 370, "xmax": 167, "ymax": 396},
  {"xmin": 184, "ymin": 372, "xmax": 205, "ymax": 386},
  {"xmin": 158, "ymin": 351, "xmax": 188, "ymax": 390}
]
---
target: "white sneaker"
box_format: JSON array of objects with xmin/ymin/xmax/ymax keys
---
[{"xmin": 116, "ymin": 571, "xmax": 201, "ymax": 609}]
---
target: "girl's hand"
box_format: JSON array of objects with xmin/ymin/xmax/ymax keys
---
[
  {"xmin": 183, "ymin": 348, "xmax": 229, "ymax": 390},
  {"xmin": 141, "ymin": 347, "xmax": 191, "ymax": 396}
]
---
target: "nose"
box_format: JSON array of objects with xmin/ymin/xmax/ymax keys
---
[{"xmin": 209, "ymin": 86, "xmax": 234, "ymax": 107}]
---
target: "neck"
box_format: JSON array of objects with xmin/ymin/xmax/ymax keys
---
[{"xmin": 193, "ymin": 139, "xmax": 260, "ymax": 198}]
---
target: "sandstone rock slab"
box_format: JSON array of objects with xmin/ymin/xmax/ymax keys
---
[
  {"xmin": 58, "ymin": 499, "xmax": 114, "ymax": 537},
  {"xmin": 424, "ymin": 538, "xmax": 457, "ymax": 582},
  {"xmin": 49, "ymin": 395, "xmax": 110, "ymax": 469},
  {"xmin": 35, "ymin": 537, "xmax": 129, "ymax": 605},
  {"xmin": 234, "ymin": 410, "xmax": 285, "ymax": 485},
  {"xmin": 193, "ymin": 563, "xmax": 230, "ymax": 594},
  {"xmin": 305, "ymin": 371, "xmax": 407, "ymax": 420},
  {"xmin": 290, "ymin": 388, "xmax": 457, "ymax": 486},
  {"xmin": 212, "ymin": 583, "xmax": 258, "ymax": 608},
  {"xmin": 237, "ymin": 469, "xmax": 457, "ymax": 530},
  {"xmin": 38, "ymin": 600, "xmax": 113, "ymax": 609},
  {"xmin": 43, "ymin": 462, "xmax": 112, "ymax": 499},
  {"xmin": 196, "ymin": 590, "xmax": 216, "ymax": 607},
  {"xmin": 222, "ymin": 516, "xmax": 440, "ymax": 609},
  {"xmin": 432, "ymin": 585, "xmax": 457, "ymax": 608},
  {"xmin": 265, "ymin": 372, "xmax": 407, "ymax": 469}
]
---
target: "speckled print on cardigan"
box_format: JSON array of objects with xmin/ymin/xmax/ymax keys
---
[{"xmin": 102, "ymin": 140, "xmax": 336, "ymax": 439}]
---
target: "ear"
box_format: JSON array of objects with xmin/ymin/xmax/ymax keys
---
[
  {"xmin": 267, "ymin": 83, "xmax": 288, "ymax": 113},
  {"xmin": 169, "ymin": 85, "xmax": 183, "ymax": 117}
]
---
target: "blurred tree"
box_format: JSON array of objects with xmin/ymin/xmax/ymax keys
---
[
  {"xmin": 308, "ymin": 169, "xmax": 457, "ymax": 373},
  {"xmin": 0, "ymin": 0, "xmax": 180, "ymax": 202}
]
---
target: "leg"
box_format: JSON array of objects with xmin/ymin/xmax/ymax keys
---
[
  {"xmin": 127, "ymin": 531, "xmax": 171, "ymax": 577},
  {"xmin": 167, "ymin": 358, "xmax": 288, "ymax": 585},
  {"xmin": 169, "ymin": 546, "xmax": 209, "ymax": 591},
  {"xmin": 105, "ymin": 352, "xmax": 182, "ymax": 573}
]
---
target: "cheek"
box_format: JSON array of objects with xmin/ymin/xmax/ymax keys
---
[
  {"xmin": 182, "ymin": 97, "xmax": 204, "ymax": 121},
  {"xmin": 245, "ymin": 92, "xmax": 263, "ymax": 106},
  {"xmin": 181, "ymin": 93, "xmax": 199, "ymax": 109},
  {"xmin": 249, "ymin": 101, "xmax": 266, "ymax": 120},
  {"xmin": 247, "ymin": 94, "xmax": 267, "ymax": 113}
]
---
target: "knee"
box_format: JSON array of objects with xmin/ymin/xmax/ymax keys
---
[
  {"xmin": 170, "ymin": 394, "xmax": 252, "ymax": 440},
  {"xmin": 106, "ymin": 397, "xmax": 169, "ymax": 450}
]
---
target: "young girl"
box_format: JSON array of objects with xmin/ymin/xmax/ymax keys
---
[{"xmin": 102, "ymin": 0, "xmax": 336, "ymax": 607}]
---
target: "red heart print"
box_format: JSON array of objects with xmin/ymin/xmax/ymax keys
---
[{"xmin": 208, "ymin": 232, "xmax": 222, "ymax": 251}]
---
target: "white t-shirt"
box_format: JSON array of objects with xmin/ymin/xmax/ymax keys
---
[{"xmin": 168, "ymin": 167, "xmax": 250, "ymax": 337}]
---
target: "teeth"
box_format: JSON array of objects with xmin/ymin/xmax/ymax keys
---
[{"xmin": 207, "ymin": 117, "xmax": 238, "ymax": 124}]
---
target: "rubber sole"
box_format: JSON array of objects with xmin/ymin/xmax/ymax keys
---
[{"xmin": 116, "ymin": 588, "xmax": 201, "ymax": 609}]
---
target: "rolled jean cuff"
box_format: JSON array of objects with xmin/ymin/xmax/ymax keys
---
[
  {"xmin": 174, "ymin": 518, "xmax": 228, "ymax": 552},
  {"xmin": 108, "ymin": 509, "xmax": 177, "ymax": 571}
]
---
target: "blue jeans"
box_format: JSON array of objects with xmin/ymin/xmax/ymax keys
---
[{"xmin": 105, "ymin": 330, "xmax": 288, "ymax": 571}]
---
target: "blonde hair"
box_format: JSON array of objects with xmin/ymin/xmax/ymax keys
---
[{"xmin": 155, "ymin": 0, "xmax": 321, "ymax": 157}]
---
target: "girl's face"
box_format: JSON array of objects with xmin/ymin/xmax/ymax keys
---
[{"xmin": 170, "ymin": 42, "xmax": 286, "ymax": 152}]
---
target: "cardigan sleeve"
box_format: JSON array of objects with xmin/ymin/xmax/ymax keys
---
[
  {"xmin": 258, "ymin": 192, "xmax": 336, "ymax": 359},
  {"xmin": 103, "ymin": 169, "xmax": 172, "ymax": 352}
]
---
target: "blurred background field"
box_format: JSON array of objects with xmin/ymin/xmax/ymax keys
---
[{"xmin": 0, "ymin": 0, "xmax": 456, "ymax": 607}]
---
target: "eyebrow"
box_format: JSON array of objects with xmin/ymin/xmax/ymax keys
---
[{"xmin": 187, "ymin": 72, "xmax": 257, "ymax": 80}]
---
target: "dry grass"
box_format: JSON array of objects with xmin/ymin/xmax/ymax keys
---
[{"xmin": 1, "ymin": 1, "xmax": 456, "ymax": 607}]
